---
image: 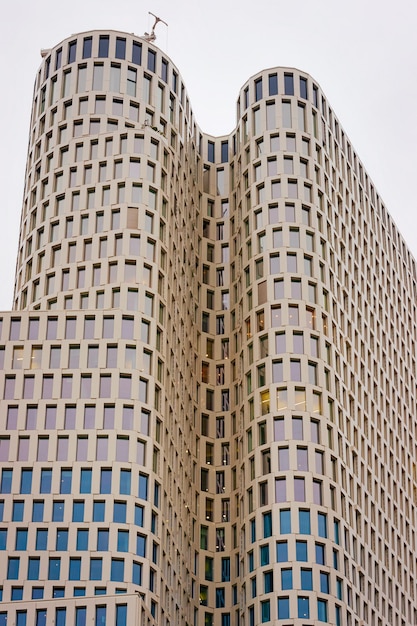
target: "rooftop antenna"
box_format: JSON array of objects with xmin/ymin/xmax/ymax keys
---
[{"xmin": 144, "ymin": 12, "xmax": 168, "ymax": 43}]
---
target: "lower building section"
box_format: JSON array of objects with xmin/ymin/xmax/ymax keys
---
[{"xmin": 0, "ymin": 593, "xmax": 156, "ymax": 626}]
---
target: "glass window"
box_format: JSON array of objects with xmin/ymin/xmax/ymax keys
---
[
  {"xmin": 301, "ymin": 568, "xmax": 313, "ymax": 590},
  {"xmin": 298, "ymin": 596, "xmax": 309, "ymax": 619},
  {"xmin": 93, "ymin": 501, "xmax": 105, "ymax": 522},
  {"xmin": 316, "ymin": 542, "xmax": 325, "ymax": 564},
  {"xmin": 59, "ymin": 469, "xmax": 72, "ymax": 494},
  {"xmin": 118, "ymin": 530, "xmax": 129, "ymax": 552},
  {"xmin": 32, "ymin": 501, "xmax": 44, "ymax": 522},
  {"xmin": 111, "ymin": 558, "xmax": 124, "ymax": 582},
  {"xmin": 318, "ymin": 512, "xmax": 327, "ymax": 537},
  {"xmin": 13, "ymin": 501, "xmax": 24, "ymax": 521},
  {"xmin": 138, "ymin": 473, "xmax": 148, "ymax": 500},
  {"xmin": 97, "ymin": 529, "xmax": 109, "ymax": 551},
  {"xmin": 281, "ymin": 568, "xmax": 292, "ymax": 590},
  {"xmin": 116, "ymin": 605, "xmax": 127, "ymax": 626},
  {"xmin": 116, "ymin": 37, "xmax": 126, "ymax": 59},
  {"xmin": 52, "ymin": 501, "xmax": 64, "ymax": 522},
  {"xmin": 56, "ymin": 528, "xmax": 68, "ymax": 550},
  {"xmin": 299, "ymin": 509, "xmax": 311, "ymax": 533},
  {"xmin": 82, "ymin": 36, "xmax": 92, "ymax": 59},
  {"xmin": 296, "ymin": 540, "xmax": 308, "ymax": 561},
  {"xmin": 90, "ymin": 558, "xmax": 103, "ymax": 580},
  {"xmin": 268, "ymin": 73, "xmax": 278, "ymax": 96},
  {"xmin": 277, "ymin": 597, "xmax": 290, "ymax": 619},
  {"xmin": 15, "ymin": 529, "xmax": 27, "ymax": 550},
  {"xmin": 28, "ymin": 557, "xmax": 40, "ymax": 580},
  {"xmin": 48, "ymin": 557, "xmax": 61, "ymax": 580},
  {"xmin": 36, "ymin": 529, "xmax": 48, "ymax": 550},
  {"xmin": 98, "ymin": 35, "xmax": 109, "ymax": 57},
  {"xmin": 73, "ymin": 501, "xmax": 85, "ymax": 522},
  {"xmin": 20, "ymin": 469, "xmax": 33, "ymax": 494},
  {"xmin": 294, "ymin": 477, "xmax": 305, "ymax": 501},
  {"xmin": 279, "ymin": 509, "xmax": 291, "ymax": 534},
  {"xmin": 132, "ymin": 41, "xmax": 142, "ymax": 65},
  {"xmin": 7, "ymin": 557, "xmax": 20, "ymax": 580},
  {"xmin": 113, "ymin": 501, "xmax": 127, "ymax": 523},
  {"xmin": 317, "ymin": 599, "xmax": 328, "ymax": 622},
  {"xmin": 276, "ymin": 541, "xmax": 288, "ymax": 562},
  {"xmin": 320, "ymin": 571, "xmax": 329, "ymax": 593}
]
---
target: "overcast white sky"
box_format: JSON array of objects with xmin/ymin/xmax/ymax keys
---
[{"xmin": 1, "ymin": 0, "xmax": 416, "ymax": 311}]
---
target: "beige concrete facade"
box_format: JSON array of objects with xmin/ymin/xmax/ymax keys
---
[{"xmin": 0, "ymin": 29, "xmax": 416, "ymax": 626}]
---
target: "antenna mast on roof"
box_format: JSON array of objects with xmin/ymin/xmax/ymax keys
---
[{"xmin": 144, "ymin": 12, "xmax": 168, "ymax": 43}]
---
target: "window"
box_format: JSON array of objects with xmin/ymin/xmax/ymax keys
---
[
  {"xmin": 83, "ymin": 36, "xmax": 92, "ymax": 58},
  {"xmin": 116, "ymin": 605, "xmax": 127, "ymax": 626},
  {"xmin": 320, "ymin": 571, "xmax": 329, "ymax": 593},
  {"xmin": 13, "ymin": 501, "xmax": 24, "ymax": 521},
  {"xmin": 318, "ymin": 512, "xmax": 327, "ymax": 537},
  {"xmin": 260, "ymin": 544, "xmax": 269, "ymax": 566},
  {"xmin": 52, "ymin": 501, "xmax": 64, "ymax": 522},
  {"xmin": 111, "ymin": 559, "xmax": 125, "ymax": 581},
  {"xmin": 56, "ymin": 528, "xmax": 68, "ymax": 550},
  {"xmin": 275, "ymin": 478, "xmax": 286, "ymax": 503},
  {"xmin": 279, "ymin": 509, "xmax": 291, "ymax": 533},
  {"xmin": 100, "ymin": 469, "xmax": 112, "ymax": 493},
  {"xmin": 277, "ymin": 597, "xmax": 290, "ymax": 619},
  {"xmin": 28, "ymin": 557, "xmax": 40, "ymax": 580},
  {"xmin": 32, "ymin": 501, "xmax": 44, "ymax": 522},
  {"xmin": 298, "ymin": 596, "xmax": 310, "ymax": 619},
  {"xmin": 281, "ymin": 568, "xmax": 292, "ymax": 590},
  {"xmin": 268, "ymin": 73, "xmax": 278, "ymax": 95},
  {"xmin": 127, "ymin": 67, "xmax": 137, "ymax": 96},
  {"xmin": 98, "ymin": 35, "xmax": 109, "ymax": 57},
  {"xmin": 20, "ymin": 469, "xmax": 33, "ymax": 494},
  {"xmin": 294, "ymin": 477, "xmax": 306, "ymax": 502},
  {"xmin": 132, "ymin": 41, "xmax": 142, "ymax": 65},
  {"xmin": 80, "ymin": 468, "xmax": 92, "ymax": 494},
  {"xmin": 36, "ymin": 610, "xmax": 47, "ymax": 626},
  {"xmin": 60, "ymin": 469, "xmax": 72, "ymax": 494},
  {"xmin": 90, "ymin": 558, "xmax": 103, "ymax": 580},
  {"xmin": 36, "ymin": 529, "xmax": 48, "ymax": 550},
  {"xmin": 114, "ymin": 501, "xmax": 127, "ymax": 523},
  {"xmin": 73, "ymin": 501, "xmax": 85, "ymax": 522},
  {"xmin": 316, "ymin": 543, "xmax": 325, "ymax": 565},
  {"xmin": 15, "ymin": 528, "xmax": 28, "ymax": 550},
  {"xmin": 116, "ymin": 37, "xmax": 126, "ymax": 59},
  {"xmin": 317, "ymin": 599, "xmax": 328, "ymax": 622},
  {"xmin": 8, "ymin": 557, "xmax": 20, "ymax": 579},
  {"xmin": 296, "ymin": 540, "xmax": 308, "ymax": 561},
  {"xmin": 299, "ymin": 567, "xmax": 312, "ymax": 590},
  {"xmin": 48, "ymin": 557, "xmax": 61, "ymax": 580},
  {"xmin": 261, "ymin": 599, "xmax": 270, "ymax": 623},
  {"xmin": 276, "ymin": 541, "xmax": 288, "ymax": 562}
]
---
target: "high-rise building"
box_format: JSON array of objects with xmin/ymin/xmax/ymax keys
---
[{"xmin": 0, "ymin": 28, "xmax": 416, "ymax": 626}]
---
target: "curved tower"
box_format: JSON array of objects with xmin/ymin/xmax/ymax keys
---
[{"xmin": 0, "ymin": 28, "xmax": 417, "ymax": 626}]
